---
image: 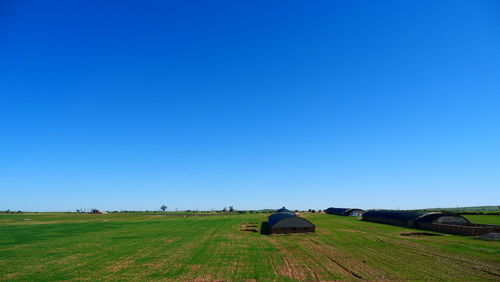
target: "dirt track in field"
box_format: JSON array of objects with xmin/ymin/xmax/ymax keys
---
[{"xmin": 263, "ymin": 222, "xmax": 500, "ymax": 281}]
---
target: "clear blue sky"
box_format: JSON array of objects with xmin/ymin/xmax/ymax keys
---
[{"xmin": 1, "ymin": 1, "xmax": 499, "ymax": 212}]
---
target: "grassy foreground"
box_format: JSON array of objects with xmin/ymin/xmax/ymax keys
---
[{"xmin": 0, "ymin": 213, "xmax": 499, "ymax": 281}]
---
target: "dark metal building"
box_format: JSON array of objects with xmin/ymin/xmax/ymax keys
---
[
  {"xmin": 325, "ymin": 207, "xmax": 366, "ymax": 216},
  {"xmin": 268, "ymin": 208, "xmax": 315, "ymax": 234},
  {"xmin": 362, "ymin": 210, "xmax": 470, "ymax": 228},
  {"xmin": 276, "ymin": 207, "xmax": 295, "ymax": 214},
  {"xmin": 361, "ymin": 210, "xmax": 500, "ymax": 236}
]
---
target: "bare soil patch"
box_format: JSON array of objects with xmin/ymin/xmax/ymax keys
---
[
  {"xmin": 240, "ymin": 228, "xmax": 258, "ymax": 232},
  {"xmin": 107, "ymin": 260, "xmax": 133, "ymax": 272},
  {"xmin": 339, "ymin": 229, "xmax": 366, "ymax": 233},
  {"xmin": 189, "ymin": 264, "xmax": 201, "ymax": 270}
]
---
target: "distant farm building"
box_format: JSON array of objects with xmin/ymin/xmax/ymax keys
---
[
  {"xmin": 275, "ymin": 207, "xmax": 295, "ymax": 214},
  {"xmin": 325, "ymin": 207, "xmax": 365, "ymax": 216},
  {"xmin": 269, "ymin": 207, "xmax": 315, "ymax": 234},
  {"xmin": 90, "ymin": 209, "xmax": 107, "ymax": 214},
  {"xmin": 362, "ymin": 210, "xmax": 469, "ymax": 227},
  {"xmin": 362, "ymin": 210, "xmax": 500, "ymax": 236}
]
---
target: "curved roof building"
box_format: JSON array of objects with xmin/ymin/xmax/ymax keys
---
[
  {"xmin": 362, "ymin": 210, "xmax": 470, "ymax": 228},
  {"xmin": 268, "ymin": 208, "xmax": 315, "ymax": 234},
  {"xmin": 276, "ymin": 207, "xmax": 295, "ymax": 214},
  {"xmin": 325, "ymin": 207, "xmax": 366, "ymax": 216}
]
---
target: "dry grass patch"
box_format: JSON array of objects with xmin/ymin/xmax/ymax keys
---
[
  {"xmin": 339, "ymin": 229, "xmax": 366, "ymax": 233},
  {"xmin": 107, "ymin": 260, "xmax": 133, "ymax": 273}
]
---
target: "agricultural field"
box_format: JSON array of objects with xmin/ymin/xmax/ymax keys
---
[
  {"xmin": 464, "ymin": 215, "xmax": 500, "ymax": 225},
  {"xmin": 0, "ymin": 213, "xmax": 499, "ymax": 281}
]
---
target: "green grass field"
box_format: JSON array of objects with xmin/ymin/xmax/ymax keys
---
[
  {"xmin": 0, "ymin": 213, "xmax": 499, "ymax": 281},
  {"xmin": 464, "ymin": 215, "xmax": 500, "ymax": 225}
]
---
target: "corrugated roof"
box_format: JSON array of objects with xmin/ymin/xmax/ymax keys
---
[
  {"xmin": 326, "ymin": 207, "xmax": 365, "ymax": 216},
  {"xmin": 362, "ymin": 210, "xmax": 469, "ymax": 225},
  {"xmin": 325, "ymin": 208, "xmax": 350, "ymax": 215},
  {"xmin": 271, "ymin": 216, "xmax": 315, "ymax": 229},
  {"xmin": 269, "ymin": 212, "xmax": 297, "ymax": 227},
  {"xmin": 363, "ymin": 210, "xmax": 428, "ymax": 221}
]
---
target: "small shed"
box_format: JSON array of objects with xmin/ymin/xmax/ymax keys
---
[
  {"xmin": 325, "ymin": 207, "xmax": 366, "ymax": 216},
  {"xmin": 268, "ymin": 208, "xmax": 315, "ymax": 234}
]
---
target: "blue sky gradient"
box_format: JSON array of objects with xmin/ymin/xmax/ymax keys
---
[{"xmin": 1, "ymin": 1, "xmax": 499, "ymax": 211}]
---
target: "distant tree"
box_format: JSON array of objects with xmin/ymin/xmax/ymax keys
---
[
  {"xmin": 229, "ymin": 206, "xmax": 234, "ymax": 212},
  {"xmin": 160, "ymin": 205, "xmax": 167, "ymax": 212}
]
